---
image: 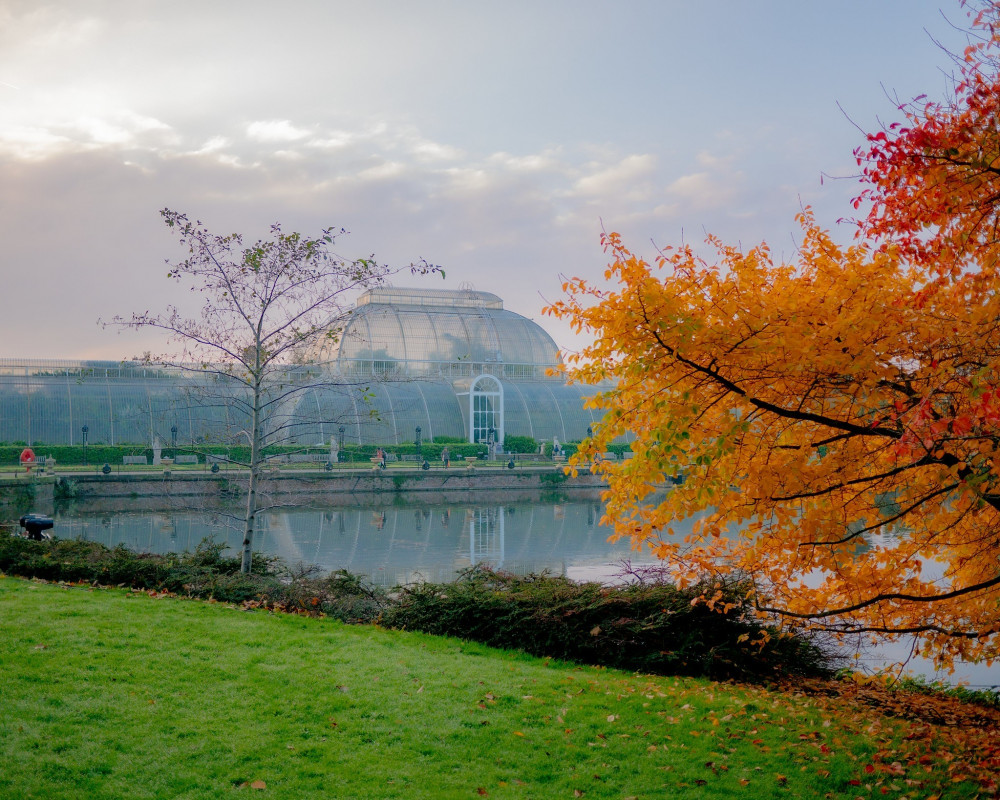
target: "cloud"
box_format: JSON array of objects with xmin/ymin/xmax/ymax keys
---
[
  {"xmin": 246, "ymin": 120, "xmax": 311, "ymax": 142},
  {"xmin": 487, "ymin": 151, "xmax": 563, "ymax": 173},
  {"xmin": 409, "ymin": 139, "xmax": 463, "ymax": 162},
  {"xmin": 357, "ymin": 160, "xmax": 408, "ymax": 181},
  {"xmin": 695, "ymin": 149, "xmax": 734, "ymax": 169},
  {"xmin": 0, "ymin": 7, "xmax": 105, "ymax": 53},
  {"xmin": 572, "ymin": 154, "xmax": 657, "ymax": 199},
  {"xmin": 0, "ymin": 124, "xmax": 71, "ymax": 159},
  {"xmin": 308, "ymin": 132, "xmax": 358, "ymax": 150},
  {"xmin": 0, "ymin": 97, "xmax": 176, "ymax": 159},
  {"xmin": 667, "ymin": 171, "xmax": 712, "ymax": 197},
  {"xmin": 0, "ymin": 102, "xmax": 844, "ymax": 360},
  {"xmin": 193, "ymin": 136, "xmax": 230, "ymax": 154},
  {"xmin": 665, "ymin": 169, "xmax": 742, "ymax": 212}
]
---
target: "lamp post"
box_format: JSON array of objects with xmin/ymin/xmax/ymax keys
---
[
  {"xmin": 339, "ymin": 426, "xmax": 346, "ymax": 463},
  {"xmin": 415, "ymin": 426, "xmax": 422, "ymax": 458},
  {"xmin": 82, "ymin": 425, "xmax": 89, "ymax": 465}
]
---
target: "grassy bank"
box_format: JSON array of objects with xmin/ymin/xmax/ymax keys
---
[
  {"xmin": 2, "ymin": 576, "xmax": 997, "ymax": 799},
  {"xmin": 0, "ymin": 537, "xmax": 829, "ymax": 683}
]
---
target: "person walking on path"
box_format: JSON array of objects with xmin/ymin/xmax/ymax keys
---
[{"xmin": 441, "ymin": 447, "xmax": 450, "ymax": 468}]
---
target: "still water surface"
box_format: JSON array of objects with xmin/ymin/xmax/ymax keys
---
[{"xmin": 54, "ymin": 495, "xmax": 651, "ymax": 586}]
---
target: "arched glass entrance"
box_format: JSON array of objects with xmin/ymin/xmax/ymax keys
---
[{"xmin": 469, "ymin": 374, "xmax": 503, "ymax": 445}]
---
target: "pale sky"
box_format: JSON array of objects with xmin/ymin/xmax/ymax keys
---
[{"xmin": 0, "ymin": 1, "xmax": 972, "ymax": 360}]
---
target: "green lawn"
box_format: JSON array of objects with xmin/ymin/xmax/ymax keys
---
[{"xmin": 0, "ymin": 576, "xmax": 987, "ymax": 799}]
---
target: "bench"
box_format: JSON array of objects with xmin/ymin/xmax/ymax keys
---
[
  {"xmin": 174, "ymin": 455, "xmax": 199, "ymax": 465},
  {"xmin": 123, "ymin": 456, "xmax": 148, "ymax": 465},
  {"xmin": 206, "ymin": 454, "xmax": 230, "ymax": 465}
]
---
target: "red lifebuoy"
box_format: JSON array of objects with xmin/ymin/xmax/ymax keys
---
[{"xmin": 20, "ymin": 447, "xmax": 35, "ymax": 472}]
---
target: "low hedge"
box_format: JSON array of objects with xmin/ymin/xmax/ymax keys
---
[
  {"xmin": 0, "ymin": 536, "xmax": 390, "ymax": 624},
  {"xmin": 381, "ymin": 567, "xmax": 830, "ymax": 682},
  {"xmin": 502, "ymin": 435, "xmax": 537, "ymax": 454},
  {"xmin": 0, "ymin": 535, "xmax": 830, "ymax": 681},
  {"xmin": 1, "ymin": 442, "xmax": 529, "ymax": 467}
]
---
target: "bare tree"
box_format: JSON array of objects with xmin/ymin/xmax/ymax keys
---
[{"xmin": 113, "ymin": 209, "xmax": 441, "ymax": 573}]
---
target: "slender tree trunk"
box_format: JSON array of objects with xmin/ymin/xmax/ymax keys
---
[{"xmin": 241, "ymin": 375, "xmax": 263, "ymax": 574}]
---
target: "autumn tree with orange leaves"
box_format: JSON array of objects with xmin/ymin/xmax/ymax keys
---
[{"xmin": 546, "ymin": 2, "xmax": 1000, "ymax": 668}]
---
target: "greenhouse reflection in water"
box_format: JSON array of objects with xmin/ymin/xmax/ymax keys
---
[{"xmin": 57, "ymin": 498, "xmax": 655, "ymax": 585}]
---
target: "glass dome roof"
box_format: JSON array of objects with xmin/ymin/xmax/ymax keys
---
[
  {"xmin": 0, "ymin": 289, "xmax": 610, "ymax": 447},
  {"xmin": 313, "ymin": 287, "xmax": 562, "ymax": 379}
]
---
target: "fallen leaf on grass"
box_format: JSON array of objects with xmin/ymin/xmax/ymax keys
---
[{"xmin": 250, "ymin": 780, "xmax": 266, "ymax": 790}]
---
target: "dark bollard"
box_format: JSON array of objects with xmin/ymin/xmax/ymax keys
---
[{"xmin": 19, "ymin": 514, "xmax": 54, "ymax": 541}]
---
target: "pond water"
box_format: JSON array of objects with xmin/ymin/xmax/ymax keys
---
[
  {"xmin": 46, "ymin": 492, "xmax": 999, "ymax": 690},
  {"xmin": 51, "ymin": 493, "xmax": 653, "ymax": 587}
]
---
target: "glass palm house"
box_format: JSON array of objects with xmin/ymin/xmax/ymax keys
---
[{"xmin": 0, "ymin": 287, "xmax": 604, "ymax": 449}]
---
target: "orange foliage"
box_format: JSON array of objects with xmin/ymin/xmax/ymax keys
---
[{"xmin": 545, "ymin": 211, "xmax": 1000, "ymax": 667}]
